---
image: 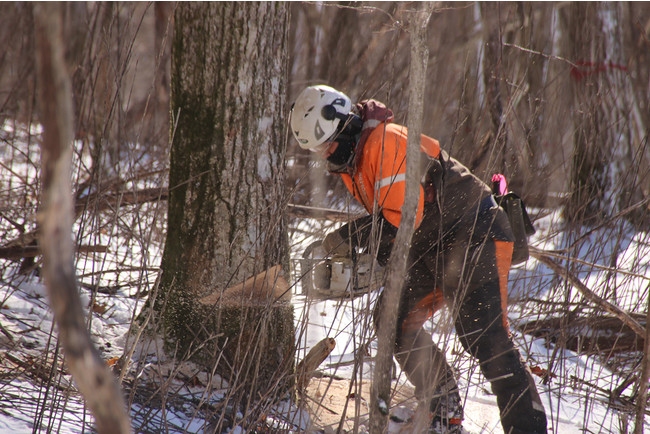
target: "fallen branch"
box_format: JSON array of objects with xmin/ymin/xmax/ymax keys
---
[
  {"xmin": 569, "ymin": 375, "xmax": 642, "ymax": 414},
  {"xmin": 75, "ymin": 187, "xmax": 168, "ymax": 217},
  {"xmin": 517, "ymin": 314, "xmax": 645, "ymax": 354},
  {"xmin": 1, "ymin": 187, "xmax": 167, "ymax": 255},
  {"xmin": 1, "ymin": 197, "xmax": 351, "ymax": 257},
  {"xmin": 3, "ymin": 352, "xmax": 61, "ymax": 385},
  {"xmin": 529, "ymin": 247, "xmax": 646, "ymax": 339},
  {"xmin": 0, "ymin": 245, "xmax": 108, "ymax": 260}
]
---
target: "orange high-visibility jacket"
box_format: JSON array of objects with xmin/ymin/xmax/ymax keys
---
[{"xmin": 339, "ymin": 123, "xmax": 441, "ymax": 229}]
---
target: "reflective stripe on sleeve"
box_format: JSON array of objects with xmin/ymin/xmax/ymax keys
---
[{"xmin": 376, "ymin": 172, "xmax": 405, "ymax": 190}]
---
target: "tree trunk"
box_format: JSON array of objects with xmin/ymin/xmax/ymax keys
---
[
  {"xmin": 479, "ymin": 3, "xmax": 508, "ymax": 173},
  {"xmin": 369, "ymin": 4, "xmax": 433, "ymax": 432},
  {"xmin": 517, "ymin": 3, "xmax": 554, "ymax": 206},
  {"xmin": 562, "ymin": 3, "xmax": 648, "ymax": 227},
  {"xmin": 156, "ymin": 2, "xmax": 293, "ymax": 417},
  {"xmin": 33, "ymin": 3, "xmax": 130, "ymax": 433}
]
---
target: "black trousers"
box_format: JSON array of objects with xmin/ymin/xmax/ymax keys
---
[{"xmin": 374, "ymin": 222, "xmax": 547, "ymax": 433}]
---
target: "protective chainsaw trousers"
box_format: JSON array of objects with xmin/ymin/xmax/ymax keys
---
[{"xmin": 374, "ymin": 235, "xmax": 547, "ymax": 434}]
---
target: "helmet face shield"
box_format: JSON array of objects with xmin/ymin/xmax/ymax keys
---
[{"xmin": 290, "ymin": 85, "xmax": 352, "ymax": 151}]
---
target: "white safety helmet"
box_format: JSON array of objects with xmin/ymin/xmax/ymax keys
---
[{"xmin": 290, "ymin": 85, "xmax": 352, "ymax": 151}]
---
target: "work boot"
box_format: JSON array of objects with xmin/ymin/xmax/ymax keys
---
[
  {"xmin": 429, "ymin": 385, "xmax": 463, "ymax": 434},
  {"xmin": 429, "ymin": 415, "xmax": 463, "ymax": 433}
]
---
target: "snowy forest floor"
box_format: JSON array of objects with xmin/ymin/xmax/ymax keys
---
[{"xmin": 1, "ymin": 121, "xmax": 649, "ymax": 433}]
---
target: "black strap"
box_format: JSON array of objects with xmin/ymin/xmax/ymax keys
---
[
  {"xmin": 421, "ymin": 148, "xmax": 448, "ymax": 205},
  {"xmin": 494, "ymin": 192, "xmax": 536, "ymax": 236}
]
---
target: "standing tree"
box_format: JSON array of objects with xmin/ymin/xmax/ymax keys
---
[
  {"xmin": 154, "ymin": 2, "xmax": 292, "ymax": 417},
  {"xmin": 369, "ymin": 4, "xmax": 433, "ymax": 431},
  {"xmin": 561, "ymin": 3, "xmax": 648, "ymax": 226}
]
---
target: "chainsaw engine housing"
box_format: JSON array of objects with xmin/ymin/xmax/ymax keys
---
[{"xmin": 300, "ymin": 240, "xmax": 383, "ymax": 300}]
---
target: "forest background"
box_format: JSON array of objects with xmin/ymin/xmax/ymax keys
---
[{"xmin": 0, "ymin": 2, "xmax": 649, "ymax": 433}]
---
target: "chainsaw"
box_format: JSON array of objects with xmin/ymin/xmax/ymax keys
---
[{"xmin": 300, "ymin": 240, "xmax": 384, "ymax": 300}]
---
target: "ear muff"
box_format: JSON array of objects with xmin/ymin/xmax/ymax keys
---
[
  {"xmin": 322, "ymin": 108, "xmax": 362, "ymax": 139},
  {"xmin": 321, "ymin": 105, "xmax": 363, "ymax": 133},
  {"xmin": 321, "ymin": 104, "xmax": 340, "ymax": 121}
]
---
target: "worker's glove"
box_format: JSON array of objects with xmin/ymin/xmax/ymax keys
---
[{"xmin": 322, "ymin": 231, "xmax": 352, "ymax": 257}]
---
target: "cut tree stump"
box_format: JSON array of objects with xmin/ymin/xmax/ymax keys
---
[{"xmin": 186, "ymin": 265, "xmax": 295, "ymax": 408}]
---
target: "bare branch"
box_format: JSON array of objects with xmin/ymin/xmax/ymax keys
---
[{"xmin": 501, "ymin": 42, "xmax": 579, "ymax": 69}]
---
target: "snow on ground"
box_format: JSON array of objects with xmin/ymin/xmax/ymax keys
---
[{"xmin": 1, "ymin": 121, "xmax": 649, "ymax": 432}]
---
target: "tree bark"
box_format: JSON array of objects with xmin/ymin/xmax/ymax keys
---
[
  {"xmin": 33, "ymin": 3, "xmax": 130, "ymax": 433},
  {"xmin": 479, "ymin": 3, "xmax": 507, "ymax": 171},
  {"xmin": 562, "ymin": 3, "xmax": 648, "ymax": 227},
  {"xmin": 369, "ymin": 4, "xmax": 433, "ymax": 432},
  {"xmin": 156, "ymin": 2, "xmax": 293, "ymax": 416},
  {"xmin": 163, "ymin": 1, "xmax": 288, "ymax": 302}
]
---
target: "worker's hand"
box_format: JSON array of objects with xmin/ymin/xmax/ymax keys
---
[{"xmin": 322, "ymin": 231, "xmax": 351, "ymax": 257}]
